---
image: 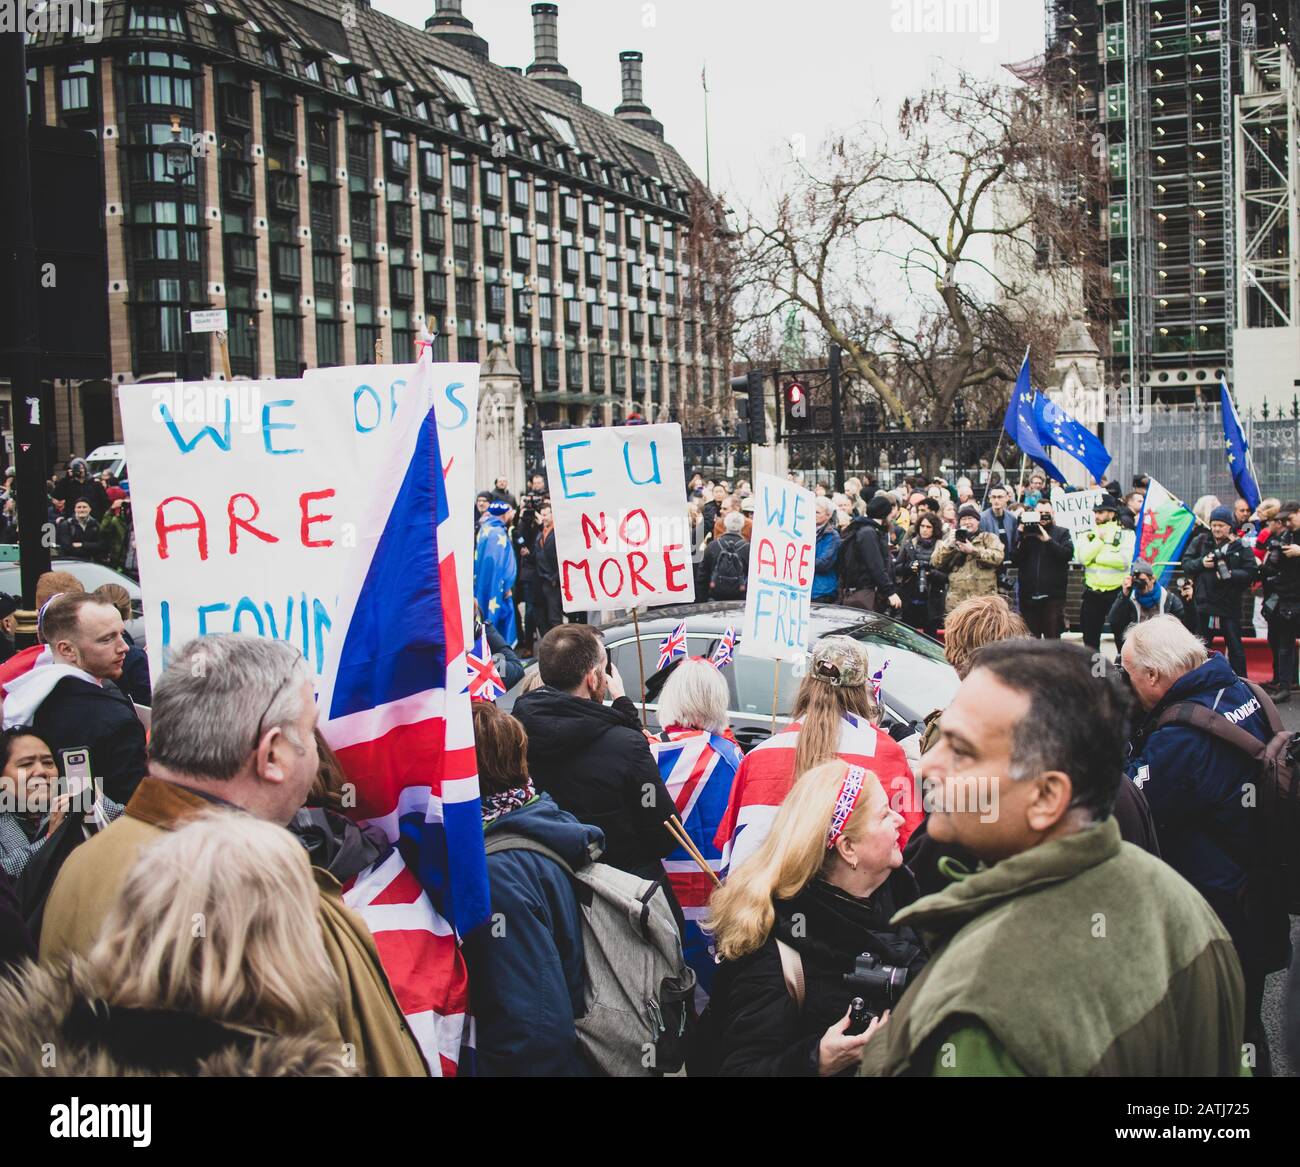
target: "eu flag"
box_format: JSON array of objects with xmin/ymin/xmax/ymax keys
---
[
  {"xmin": 1031, "ymin": 393, "xmax": 1112, "ymax": 484},
  {"xmin": 1002, "ymin": 354, "xmax": 1066, "ymax": 483},
  {"xmin": 1219, "ymin": 380, "xmax": 1261, "ymax": 512}
]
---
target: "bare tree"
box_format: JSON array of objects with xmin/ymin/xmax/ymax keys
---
[{"xmin": 739, "ymin": 67, "xmax": 1104, "ymax": 429}]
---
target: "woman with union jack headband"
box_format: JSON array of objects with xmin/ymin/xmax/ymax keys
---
[{"xmin": 693, "ymin": 759, "xmax": 928, "ymax": 1077}]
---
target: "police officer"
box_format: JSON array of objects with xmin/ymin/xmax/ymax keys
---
[{"xmin": 1075, "ymin": 495, "xmax": 1135, "ymax": 651}]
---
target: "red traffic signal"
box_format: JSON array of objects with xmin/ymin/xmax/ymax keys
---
[{"xmin": 785, "ymin": 380, "xmax": 809, "ymax": 427}]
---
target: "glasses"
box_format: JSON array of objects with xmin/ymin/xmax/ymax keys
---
[{"xmin": 250, "ymin": 690, "xmax": 308, "ymax": 757}]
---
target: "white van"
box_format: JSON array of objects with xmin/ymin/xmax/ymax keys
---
[{"xmin": 84, "ymin": 443, "xmax": 127, "ymax": 481}]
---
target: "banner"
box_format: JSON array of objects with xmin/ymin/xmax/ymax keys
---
[
  {"xmin": 1133, "ymin": 477, "xmax": 1198, "ymax": 587},
  {"xmin": 119, "ymin": 364, "xmax": 480, "ymax": 680},
  {"xmin": 738, "ymin": 472, "xmax": 816, "ymax": 663},
  {"xmin": 543, "ymin": 423, "xmax": 694, "ymax": 613},
  {"xmin": 1050, "ymin": 486, "xmax": 1107, "ymax": 541}
]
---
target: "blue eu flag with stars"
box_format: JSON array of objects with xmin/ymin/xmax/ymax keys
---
[
  {"xmin": 1003, "ymin": 354, "xmax": 1066, "ymax": 483},
  {"xmin": 1030, "ymin": 393, "xmax": 1112, "ymax": 485},
  {"xmin": 1219, "ymin": 380, "xmax": 1260, "ymax": 512}
]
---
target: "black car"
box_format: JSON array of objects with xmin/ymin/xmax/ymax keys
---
[{"xmin": 505, "ymin": 601, "xmax": 959, "ymax": 753}]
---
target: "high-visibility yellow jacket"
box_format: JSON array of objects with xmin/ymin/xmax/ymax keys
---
[{"xmin": 1075, "ymin": 521, "xmax": 1135, "ymax": 592}]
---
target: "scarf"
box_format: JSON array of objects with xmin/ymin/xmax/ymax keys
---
[
  {"xmin": 1135, "ymin": 582, "xmax": 1162, "ymax": 609},
  {"xmin": 481, "ymin": 778, "xmax": 537, "ymax": 827}
]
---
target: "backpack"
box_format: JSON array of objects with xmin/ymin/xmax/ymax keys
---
[
  {"xmin": 482, "ymin": 833, "xmax": 696, "ymax": 1076},
  {"xmin": 710, "ymin": 536, "xmax": 747, "ymax": 599},
  {"xmin": 1156, "ymin": 679, "xmax": 1300, "ymax": 915}
]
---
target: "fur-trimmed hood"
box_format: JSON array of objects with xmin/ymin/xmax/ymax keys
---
[{"xmin": 0, "ymin": 959, "xmax": 353, "ymax": 1077}]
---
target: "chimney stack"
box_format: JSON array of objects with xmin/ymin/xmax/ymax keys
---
[
  {"xmin": 526, "ymin": 4, "xmax": 582, "ymax": 102},
  {"xmin": 615, "ymin": 50, "xmax": 663, "ymax": 139},
  {"xmin": 425, "ymin": 0, "xmax": 489, "ymax": 59}
]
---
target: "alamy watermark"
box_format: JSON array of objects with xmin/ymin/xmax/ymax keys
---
[
  {"xmin": 1, "ymin": 0, "xmax": 104, "ymax": 43},
  {"xmin": 890, "ymin": 0, "xmax": 999, "ymax": 44}
]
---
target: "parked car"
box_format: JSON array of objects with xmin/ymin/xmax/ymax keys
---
[
  {"xmin": 0, "ymin": 556, "xmax": 145, "ymax": 647},
  {"xmin": 502, "ymin": 601, "xmax": 958, "ymax": 753}
]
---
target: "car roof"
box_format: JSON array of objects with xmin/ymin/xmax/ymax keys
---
[{"xmin": 598, "ymin": 601, "xmax": 897, "ymax": 641}]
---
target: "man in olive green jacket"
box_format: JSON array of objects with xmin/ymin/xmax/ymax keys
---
[{"xmin": 860, "ymin": 641, "xmax": 1245, "ymax": 1077}]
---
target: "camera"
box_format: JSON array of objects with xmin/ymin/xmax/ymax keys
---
[
  {"xmin": 916, "ymin": 564, "xmax": 929, "ymax": 596},
  {"xmin": 843, "ymin": 953, "xmax": 910, "ymax": 1034},
  {"xmin": 1209, "ymin": 546, "xmax": 1232, "ymax": 582}
]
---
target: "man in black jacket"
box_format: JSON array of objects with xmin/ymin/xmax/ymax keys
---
[
  {"xmin": 1107, "ymin": 562, "xmax": 1190, "ymax": 651},
  {"xmin": 531, "ymin": 503, "xmax": 564, "ymax": 639},
  {"xmin": 1182, "ymin": 505, "xmax": 1256, "ymax": 677},
  {"xmin": 697, "ymin": 510, "xmax": 750, "ymax": 601},
  {"xmin": 4, "ymin": 593, "xmax": 147, "ymax": 804},
  {"xmin": 1010, "ymin": 500, "xmax": 1073, "ymax": 639},
  {"xmin": 1260, "ymin": 500, "xmax": 1300, "ymax": 700},
  {"xmin": 511, "ymin": 624, "xmax": 678, "ymax": 891},
  {"xmin": 839, "ymin": 495, "xmax": 901, "ymax": 614},
  {"xmin": 56, "ymin": 500, "xmax": 100, "ymax": 561}
]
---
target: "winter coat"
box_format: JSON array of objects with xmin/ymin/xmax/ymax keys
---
[
  {"xmin": 462, "ymin": 794, "xmax": 603, "ymax": 1076},
  {"xmin": 1259, "ymin": 528, "xmax": 1300, "ymax": 609},
  {"xmin": 705, "ymin": 872, "xmax": 928, "ymax": 1076},
  {"xmin": 697, "ymin": 532, "xmax": 750, "ymax": 601},
  {"xmin": 9, "ymin": 670, "xmax": 149, "ymax": 805},
  {"xmin": 512, "ymin": 687, "xmax": 678, "ymax": 881},
  {"xmin": 39, "ymin": 778, "xmax": 428, "ymax": 1076},
  {"xmin": 978, "ymin": 508, "xmax": 1018, "ymax": 561},
  {"xmin": 859, "ymin": 817, "xmax": 1245, "ymax": 1076},
  {"xmin": 97, "ymin": 513, "xmax": 128, "ymax": 569},
  {"xmin": 1011, "ymin": 523, "xmax": 1074, "ymax": 602},
  {"xmin": 1182, "ymin": 532, "xmax": 1256, "ymax": 619},
  {"xmin": 0, "ymin": 868, "xmax": 34, "ymax": 978},
  {"xmin": 55, "ymin": 516, "xmax": 101, "ymax": 560},
  {"xmin": 812, "ymin": 523, "xmax": 841, "ymax": 601},
  {"xmin": 1125, "ymin": 655, "xmax": 1291, "ymax": 972},
  {"xmin": 1075, "ymin": 521, "xmax": 1135, "ymax": 592},
  {"xmin": 0, "ymin": 958, "xmax": 350, "ymax": 1076},
  {"xmin": 895, "ymin": 537, "xmax": 946, "ymax": 625},
  {"xmin": 712, "ymin": 514, "xmax": 753, "ymax": 542},
  {"xmin": 931, "ymin": 531, "xmax": 1002, "ymax": 614},
  {"xmin": 839, "ymin": 516, "xmax": 895, "ymax": 595},
  {"xmin": 1107, "ymin": 584, "xmax": 1188, "ymax": 650}
]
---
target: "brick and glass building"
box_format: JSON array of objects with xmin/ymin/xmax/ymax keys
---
[{"xmin": 21, "ymin": 0, "xmax": 732, "ymax": 455}]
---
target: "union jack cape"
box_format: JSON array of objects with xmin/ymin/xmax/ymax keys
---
[
  {"xmin": 649, "ymin": 728, "xmax": 743, "ymax": 1005},
  {"xmin": 713, "ymin": 712, "xmax": 919, "ymax": 877},
  {"xmin": 317, "ymin": 353, "xmax": 490, "ymax": 1077}
]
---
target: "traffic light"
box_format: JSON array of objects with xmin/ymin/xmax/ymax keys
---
[
  {"xmin": 729, "ymin": 371, "xmax": 768, "ymax": 446},
  {"xmin": 785, "ymin": 380, "xmax": 809, "ymax": 431}
]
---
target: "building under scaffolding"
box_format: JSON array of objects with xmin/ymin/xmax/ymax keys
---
[{"xmin": 1045, "ymin": 0, "xmax": 1299, "ymax": 408}]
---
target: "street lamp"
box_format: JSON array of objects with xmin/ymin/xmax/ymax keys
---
[{"xmin": 160, "ymin": 114, "xmax": 193, "ymax": 381}]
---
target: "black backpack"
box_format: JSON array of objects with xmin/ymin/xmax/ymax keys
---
[
  {"xmin": 1156, "ymin": 679, "xmax": 1300, "ymax": 915},
  {"xmin": 710, "ymin": 536, "xmax": 747, "ymax": 600}
]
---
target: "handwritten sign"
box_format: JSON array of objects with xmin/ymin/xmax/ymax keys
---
[
  {"xmin": 119, "ymin": 363, "xmax": 480, "ymax": 681},
  {"xmin": 739, "ymin": 472, "xmax": 815, "ymax": 662},
  {"xmin": 543, "ymin": 423, "xmax": 694, "ymax": 613},
  {"xmin": 1050, "ymin": 486, "xmax": 1107, "ymax": 541}
]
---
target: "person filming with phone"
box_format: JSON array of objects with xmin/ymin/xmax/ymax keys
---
[
  {"xmin": 932, "ymin": 505, "xmax": 1003, "ymax": 618},
  {"xmin": 1011, "ymin": 501, "xmax": 1073, "ymax": 639}
]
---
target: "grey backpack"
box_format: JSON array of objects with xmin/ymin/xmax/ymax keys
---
[{"xmin": 483, "ymin": 833, "xmax": 696, "ymax": 1076}]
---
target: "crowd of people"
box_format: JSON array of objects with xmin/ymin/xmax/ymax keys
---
[{"xmin": 0, "ymin": 456, "xmax": 1296, "ymax": 1081}]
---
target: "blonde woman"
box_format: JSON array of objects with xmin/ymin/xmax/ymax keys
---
[
  {"xmin": 697, "ymin": 760, "xmax": 927, "ymax": 1077},
  {"xmin": 0, "ymin": 813, "xmax": 349, "ymax": 1076},
  {"xmin": 714, "ymin": 637, "xmax": 919, "ymax": 875}
]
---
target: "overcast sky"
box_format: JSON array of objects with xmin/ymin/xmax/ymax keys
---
[{"xmin": 375, "ymin": 0, "xmax": 1048, "ymax": 213}]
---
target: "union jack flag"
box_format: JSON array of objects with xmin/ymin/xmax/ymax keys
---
[
  {"xmin": 710, "ymin": 624, "xmax": 737, "ymax": 669},
  {"xmin": 318, "ymin": 353, "xmax": 490, "ymax": 1077},
  {"xmin": 869, "ymin": 659, "xmax": 891, "ymax": 704},
  {"xmin": 465, "ymin": 627, "xmax": 506, "ymax": 702},
  {"xmin": 649, "ymin": 728, "xmax": 743, "ymax": 1005},
  {"xmin": 657, "ymin": 619, "xmax": 688, "ymax": 670}
]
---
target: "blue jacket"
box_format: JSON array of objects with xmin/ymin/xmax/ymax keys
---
[
  {"xmin": 813, "ymin": 523, "xmax": 840, "ymax": 600},
  {"xmin": 979, "ymin": 507, "xmax": 1018, "ymax": 559},
  {"xmin": 462, "ymin": 794, "xmax": 603, "ymax": 1076},
  {"xmin": 1124, "ymin": 654, "xmax": 1266, "ymax": 937}
]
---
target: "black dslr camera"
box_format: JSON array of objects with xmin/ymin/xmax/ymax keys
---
[
  {"xmin": 844, "ymin": 953, "xmax": 910, "ymax": 1035},
  {"xmin": 1209, "ymin": 545, "xmax": 1233, "ymax": 582}
]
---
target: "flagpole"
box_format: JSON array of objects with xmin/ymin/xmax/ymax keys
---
[
  {"xmin": 981, "ymin": 432, "xmax": 1005, "ymax": 510},
  {"xmin": 631, "ymin": 607, "xmax": 648, "ymax": 726},
  {"xmin": 987, "ymin": 346, "xmax": 1032, "ymax": 509},
  {"xmin": 701, "ymin": 63, "xmax": 712, "ymax": 190}
]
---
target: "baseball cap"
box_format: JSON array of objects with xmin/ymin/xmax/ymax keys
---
[{"xmin": 808, "ymin": 637, "xmax": 869, "ymax": 689}]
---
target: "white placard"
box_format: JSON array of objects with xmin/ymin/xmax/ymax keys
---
[
  {"xmin": 1050, "ymin": 486, "xmax": 1107, "ymax": 541},
  {"xmin": 189, "ymin": 309, "xmax": 229, "ymax": 334},
  {"xmin": 543, "ymin": 423, "xmax": 694, "ymax": 613},
  {"xmin": 119, "ymin": 363, "xmax": 479, "ymax": 680},
  {"xmin": 738, "ymin": 472, "xmax": 816, "ymax": 663}
]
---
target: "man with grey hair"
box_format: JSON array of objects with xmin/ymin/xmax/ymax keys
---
[
  {"xmin": 1123, "ymin": 615, "xmax": 1291, "ymax": 1074},
  {"xmin": 40, "ymin": 634, "xmax": 427, "ymax": 1077},
  {"xmin": 698, "ymin": 508, "xmax": 750, "ymax": 602}
]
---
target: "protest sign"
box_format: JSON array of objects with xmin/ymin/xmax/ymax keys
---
[
  {"xmin": 738, "ymin": 472, "xmax": 816, "ymax": 663},
  {"xmin": 1050, "ymin": 486, "xmax": 1107, "ymax": 541},
  {"xmin": 119, "ymin": 362, "xmax": 480, "ymax": 681},
  {"xmin": 543, "ymin": 423, "xmax": 694, "ymax": 613},
  {"xmin": 304, "ymin": 363, "xmax": 479, "ymax": 648}
]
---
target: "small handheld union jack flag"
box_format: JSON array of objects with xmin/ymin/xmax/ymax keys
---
[
  {"xmin": 869, "ymin": 659, "xmax": 891, "ymax": 704},
  {"xmin": 657, "ymin": 619, "xmax": 688, "ymax": 671},
  {"xmin": 711, "ymin": 624, "xmax": 737, "ymax": 669},
  {"xmin": 466, "ymin": 627, "xmax": 507, "ymax": 702}
]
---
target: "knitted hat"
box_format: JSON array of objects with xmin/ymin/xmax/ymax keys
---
[
  {"xmin": 866, "ymin": 495, "xmax": 893, "ymax": 521},
  {"xmin": 1209, "ymin": 505, "xmax": 1234, "ymax": 526},
  {"xmin": 487, "ymin": 499, "xmax": 512, "ymax": 517},
  {"xmin": 958, "ymin": 503, "xmax": 981, "ymax": 521},
  {"xmin": 808, "ymin": 636, "xmax": 869, "ymax": 689},
  {"xmin": 1131, "ymin": 561, "xmax": 1155, "ymax": 578}
]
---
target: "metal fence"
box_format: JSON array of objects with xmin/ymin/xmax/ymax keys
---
[
  {"xmin": 1105, "ymin": 401, "xmax": 1300, "ymax": 505},
  {"xmin": 787, "ymin": 428, "xmax": 1004, "ymax": 493}
]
